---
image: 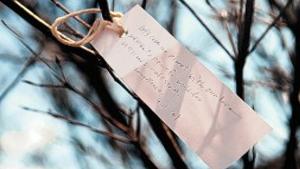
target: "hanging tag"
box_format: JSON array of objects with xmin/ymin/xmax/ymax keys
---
[{"xmin": 91, "ymin": 5, "xmax": 271, "ymax": 169}]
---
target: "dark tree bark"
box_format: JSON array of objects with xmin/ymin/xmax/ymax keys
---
[
  {"xmin": 235, "ymin": 0, "xmax": 256, "ymax": 169},
  {"xmin": 283, "ymin": 10, "xmax": 300, "ymax": 169}
]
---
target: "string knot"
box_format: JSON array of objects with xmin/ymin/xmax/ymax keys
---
[{"xmin": 50, "ymin": 8, "xmax": 125, "ymax": 47}]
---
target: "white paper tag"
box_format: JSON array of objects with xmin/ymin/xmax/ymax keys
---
[{"xmin": 91, "ymin": 5, "xmax": 272, "ymax": 169}]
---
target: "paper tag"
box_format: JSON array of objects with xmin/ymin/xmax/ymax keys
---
[{"xmin": 91, "ymin": 5, "xmax": 271, "ymax": 169}]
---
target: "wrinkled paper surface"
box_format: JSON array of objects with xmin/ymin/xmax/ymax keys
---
[{"xmin": 91, "ymin": 5, "xmax": 272, "ymax": 169}]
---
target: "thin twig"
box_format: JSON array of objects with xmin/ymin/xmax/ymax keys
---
[
  {"xmin": 0, "ymin": 20, "xmax": 39, "ymax": 103},
  {"xmin": 0, "ymin": 56, "xmax": 36, "ymax": 103},
  {"xmin": 178, "ymin": 0, "xmax": 235, "ymax": 59},
  {"xmin": 66, "ymin": 82, "xmax": 129, "ymax": 132},
  {"xmin": 2, "ymin": 20, "xmax": 63, "ymax": 85},
  {"xmin": 54, "ymin": 56, "xmax": 67, "ymax": 81},
  {"xmin": 136, "ymin": 105, "xmax": 141, "ymax": 140},
  {"xmin": 50, "ymin": 0, "xmax": 91, "ymax": 28},
  {"xmin": 239, "ymin": 0, "xmax": 244, "ymax": 27},
  {"xmin": 23, "ymin": 76, "xmax": 129, "ymax": 133},
  {"xmin": 223, "ymin": 21, "xmax": 238, "ymax": 57},
  {"xmin": 21, "ymin": 106, "xmax": 132, "ymax": 143},
  {"xmin": 248, "ymin": 0, "xmax": 292, "ymax": 55},
  {"xmin": 61, "ymin": 23, "xmax": 85, "ymax": 38},
  {"xmin": 22, "ymin": 80, "xmax": 65, "ymax": 89},
  {"xmin": 205, "ymin": 0, "xmax": 218, "ymax": 13}
]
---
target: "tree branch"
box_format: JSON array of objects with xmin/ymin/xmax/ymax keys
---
[
  {"xmin": 22, "ymin": 106, "xmax": 132, "ymax": 143},
  {"xmin": 0, "ymin": 20, "xmax": 39, "ymax": 103},
  {"xmin": 178, "ymin": 0, "xmax": 235, "ymax": 59},
  {"xmin": 248, "ymin": 0, "xmax": 292, "ymax": 55},
  {"xmin": 142, "ymin": 0, "xmax": 147, "ymax": 9},
  {"xmin": 50, "ymin": 0, "xmax": 91, "ymax": 28},
  {"xmin": 235, "ymin": 0, "xmax": 256, "ymax": 169},
  {"xmin": 97, "ymin": 0, "xmax": 112, "ymax": 21}
]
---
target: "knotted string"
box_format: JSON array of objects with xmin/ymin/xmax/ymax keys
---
[{"xmin": 50, "ymin": 8, "xmax": 125, "ymax": 47}]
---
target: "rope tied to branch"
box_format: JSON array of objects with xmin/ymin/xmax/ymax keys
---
[{"xmin": 50, "ymin": 8, "xmax": 126, "ymax": 47}]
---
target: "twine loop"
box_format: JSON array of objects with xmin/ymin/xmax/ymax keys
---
[{"xmin": 50, "ymin": 8, "xmax": 125, "ymax": 47}]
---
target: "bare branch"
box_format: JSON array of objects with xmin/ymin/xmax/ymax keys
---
[
  {"xmin": 178, "ymin": 0, "xmax": 235, "ymax": 59},
  {"xmin": 235, "ymin": 0, "xmax": 256, "ymax": 168},
  {"xmin": 60, "ymin": 23, "xmax": 85, "ymax": 38},
  {"xmin": 239, "ymin": 0, "xmax": 244, "ymax": 27},
  {"xmin": 21, "ymin": 106, "xmax": 132, "ymax": 143},
  {"xmin": 142, "ymin": 0, "xmax": 147, "ymax": 9},
  {"xmin": 54, "ymin": 56, "xmax": 67, "ymax": 81},
  {"xmin": 248, "ymin": 0, "xmax": 292, "ymax": 55},
  {"xmin": 50, "ymin": 0, "xmax": 91, "ymax": 28},
  {"xmin": 205, "ymin": 0, "xmax": 218, "ymax": 13},
  {"xmin": 97, "ymin": 0, "xmax": 112, "ymax": 21},
  {"xmin": 223, "ymin": 21, "xmax": 238, "ymax": 56},
  {"xmin": 136, "ymin": 105, "xmax": 141, "ymax": 140},
  {"xmin": 0, "ymin": 20, "xmax": 39, "ymax": 103},
  {"xmin": 23, "ymin": 76, "xmax": 129, "ymax": 133},
  {"xmin": 22, "ymin": 80, "xmax": 65, "ymax": 89}
]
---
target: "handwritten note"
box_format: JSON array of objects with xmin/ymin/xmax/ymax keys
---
[{"xmin": 91, "ymin": 5, "xmax": 271, "ymax": 169}]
